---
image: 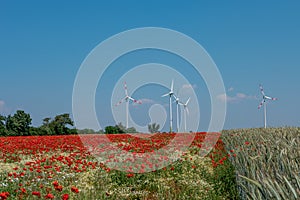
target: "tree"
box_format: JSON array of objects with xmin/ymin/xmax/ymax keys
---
[
  {"xmin": 126, "ymin": 127, "xmax": 138, "ymax": 133},
  {"xmin": 77, "ymin": 128, "xmax": 95, "ymax": 134},
  {"xmin": 6, "ymin": 110, "xmax": 32, "ymax": 136},
  {"xmin": 0, "ymin": 115, "xmax": 6, "ymax": 135},
  {"xmin": 115, "ymin": 122, "xmax": 138, "ymax": 133},
  {"xmin": 116, "ymin": 122, "xmax": 126, "ymax": 133},
  {"xmin": 148, "ymin": 123, "xmax": 160, "ymax": 133},
  {"xmin": 105, "ymin": 124, "xmax": 125, "ymax": 134},
  {"xmin": 48, "ymin": 113, "xmax": 75, "ymax": 135},
  {"xmin": 43, "ymin": 117, "xmax": 51, "ymax": 126},
  {"xmin": 39, "ymin": 114, "xmax": 75, "ymax": 135}
]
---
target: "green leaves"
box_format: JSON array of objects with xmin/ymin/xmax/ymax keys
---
[
  {"xmin": 5, "ymin": 110, "xmax": 32, "ymax": 136},
  {"xmin": 148, "ymin": 123, "xmax": 160, "ymax": 133}
]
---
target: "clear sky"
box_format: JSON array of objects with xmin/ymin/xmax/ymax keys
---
[{"xmin": 1, "ymin": 1, "xmax": 300, "ymax": 131}]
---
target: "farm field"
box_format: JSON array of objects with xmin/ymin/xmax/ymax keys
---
[
  {"xmin": 0, "ymin": 132, "xmax": 237, "ymax": 200},
  {"xmin": 222, "ymin": 127, "xmax": 300, "ymax": 200},
  {"xmin": 0, "ymin": 128, "xmax": 299, "ymax": 200}
]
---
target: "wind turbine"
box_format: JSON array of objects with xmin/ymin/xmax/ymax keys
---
[
  {"xmin": 258, "ymin": 84, "xmax": 277, "ymax": 128},
  {"xmin": 162, "ymin": 80, "xmax": 175, "ymax": 133},
  {"xmin": 115, "ymin": 82, "xmax": 142, "ymax": 129},
  {"xmin": 173, "ymin": 94, "xmax": 180, "ymax": 133},
  {"xmin": 179, "ymin": 97, "xmax": 190, "ymax": 132}
]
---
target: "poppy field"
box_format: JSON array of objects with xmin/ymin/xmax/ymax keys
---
[
  {"xmin": 0, "ymin": 132, "xmax": 238, "ymax": 199},
  {"xmin": 1, "ymin": 128, "xmax": 298, "ymax": 200}
]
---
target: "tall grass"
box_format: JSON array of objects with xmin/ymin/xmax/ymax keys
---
[{"xmin": 222, "ymin": 127, "xmax": 300, "ymax": 200}]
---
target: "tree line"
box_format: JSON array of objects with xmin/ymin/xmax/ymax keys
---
[
  {"xmin": 0, "ymin": 110, "xmax": 161, "ymax": 136},
  {"xmin": 0, "ymin": 110, "xmax": 76, "ymax": 136}
]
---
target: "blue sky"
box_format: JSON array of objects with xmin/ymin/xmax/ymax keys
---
[{"xmin": 1, "ymin": 1, "xmax": 300, "ymax": 131}]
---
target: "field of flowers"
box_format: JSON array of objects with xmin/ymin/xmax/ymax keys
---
[
  {"xmin": 0, "ymin": 132, "xmax": 238, "ymax": 200},
  {"xmin": 222, "ymin": 127, "xmax": 300, "ymax": 200}
]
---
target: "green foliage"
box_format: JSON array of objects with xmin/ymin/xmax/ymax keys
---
[
  {"xmin": 5, "ymin": 110, "xmax": 32, "ymax": 136},
  {"xmin": 126, "ymin": 127, "xmax": 138, "ymax": 133},
  {"xmin": 50, "ymin": 113, "xmax": 74, "ymax": 135},
  {"xmin": 0, "ymin": 111, "xmax": 76, "ymax": 136},
  {"xmin": 0, "ymin": 115, "xmax": 6, "ymax": 134},
  {"xmin": 105, "ymin": 125, "xmax": 125, "ymax": 134},
  {"xmin": 29, "ymin": 126, "xmax": 41, "ymax": 135},
  {"xmin": 41, "ymin": 113, "xmax": 75, "ymax": 135},
  {"xmin": 148, "ymin": 123, "xmax": 160, "ymax": 133},
  {"xmin": 105, "ymin": 123, "xmax": 138, "ymax": 134},
  {"xmin": 77, "ymin": 128, "xmax": 95, "ymax": 134}
]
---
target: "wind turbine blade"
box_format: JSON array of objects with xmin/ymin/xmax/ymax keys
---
[
  {"xmin": 128, "ymin": 96, "xmax": 142, "ymax": 104},
  {"xmin": 124, "ymin": 81, "xmax": 128, "ymax": 96},
  {"xmin": 128, "ymin": 96, "xmax": 135, "ymax": 101},
  {"xmin": 264, "ymin": 96, "xmax": 272, "ymax": 100},
  {"xmin": 258, "ymin": 100, "xmax": 264, "ymax": 109},
  {"xmin": 185, "ymin": 97, "xmax": 190, "ymax": 105},
  {"xmin": 259, "ymin": 84, "xmax": 265, "ymax": 96},
  {"xmin": 161, "ymin": 93, "xmax": 169, "ymax": 97},
  {"xmin": 170, "ymin": 80, "xmax": 174, "ymax": 93},
  {"xmin": 115, "ymin": 97, "xmax": 126, "ymax": 106},
  {"xmin": 173, "ymin": 93, "xmax": 177, "ymax": 100},
  {"xmin": 186, "ymin": 107, "xmax": 189, "ymax": 115},
  {"xmin": 133, "ymin": 99, "xmax": 142, "ymax": 104},
  {"xmin": 265, "ymin": 96, "xmax": 278, "ymax": 101}
]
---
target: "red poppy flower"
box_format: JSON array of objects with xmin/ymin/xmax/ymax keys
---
[
  {"xmin": 45, "ymin": 193, "xmax": 54, "ymax": 199},
  {"xmin": 0, "ymin": 192, "xmax": 9, "ymax": 200},
  {"xmin": 52, "ymin": 181, "xmax": 59, "ymax": 187},
  {"xmin": 32, "ymin": 191, "xmax": 41, "ymax": 197},
  {"xmin": 62, "ymin": 194, "xmax": 69, "ymax": 200},
  {"xmin": 55, "ymin": 185, "xmax": 63, "ymax": 192},
  {"xmin": 126, "ymin": 173, "xmax": 134, "ymax": 178},
  {"xmin": 71, "ymin": 186, "xmax": 79, "ymax": 193},
  {"xmin": 20, "ymin": 188, "xmax": 26, "ymax": 194}
]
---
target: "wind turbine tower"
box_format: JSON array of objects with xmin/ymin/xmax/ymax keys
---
[
  {"xmin": 179, "ymin": 97, "xmax": 190, "ymax": 132},
  {"xmin": 115, "ymin": 82, "xmax": 142, "ymax": 129},
  {"xmin": 162, "ymin": 80, "xmax": 175, "ymax": 133},
  {"xmin": 258, "ymin": 84, "xmax": 277, "ymax": 128}
]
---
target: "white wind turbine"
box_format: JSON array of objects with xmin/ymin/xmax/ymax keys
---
[
  {"xmin": 115, "ymin": 82, "xmax": 142, "ymax": 129},
  {"xmin": 162, "ymin": 80, "xmax": 175, "ymax": 133},
  {"xmin": 179, "ymin": 97, "xmax": 190, "ymax": 132},
  {"xmin": 258, "ymin": 84, "xmax": 277, "ymax": 128},
  {"xmin": 173, "ymin": 94, "xmax": 180, "ymax": 133}
]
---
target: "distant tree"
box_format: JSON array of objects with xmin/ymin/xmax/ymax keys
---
[
  {"xmin": 39, "ymin": 114, "xmax": 75, "ymax": 135},
  {"xmin": 105, "ymin": 124, "xmax": 125, "ymax": 134},
  {"xmin": 105, "ymin": 126, "xmax": 117, "ymax": 134},
  {"xmin": 29, "ymin": 126, "xmax": 40, "ymax": 135},
  {"xmin": 96, "ymin": 129, "xmax": 104, "ymax": 134},
  {"xmin": 126, "ymin": 127, "xmax": 138, "ymax": 133},
  {"xmin": 43, "ymin": 117, "xmax": 51, "ymax": 126},
  {"xmin": 6, "ymin": 110, "xmax": 32, "ymax": 136},
  {"xmin": 0, "ymin": 115, "xmax": 6, "ymax": 135},
  {"xmin": 115, "ymin": 122, "xmax": 138, "ymax": 133},
  {"xmin": 0, "ymin": 115, "xmax": 5, "ymax": 126},
  {"xmin": 116, "ymin": 122, "xmax": 126, "ymax": 133},
  {"xmin": 77, "ymin": 128, "xmax": 95, "ymax": 134},
  {"xmin": 48, "ymin": 113, "xmax": 75, "ymax": 135},
  {"xmin": 39, "ymin": 117, "xmax": 53, "ymax": 135},
  {"xmin": 148, "ymin": 123, "xmax": 160, "ymax": 133}
]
